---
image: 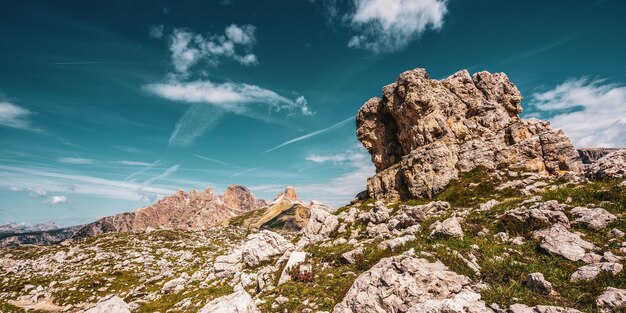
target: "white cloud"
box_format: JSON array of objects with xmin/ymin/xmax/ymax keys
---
[
  {"xmin": 263, "ymin": 116, "xmax": 353, "ymax": 153},
  {"xmin": 43, "ymin": 195, "xmax": 68, "ymax": 205},
  {"xmin": 149, "ymin": 25, "xmax": 164, "ymax": 38},
  {"xmin": 7, "ymin": 186, "xmax": 47, "ymax": 198},
  {"xmin": 225, "ymin": 24, "xmax": 256, "ymax": 45},
  {"xmin": 169, "ymin": 24, "xmax": 257, "ymax": 76},
  {"xmin": 58, "ymin": 157, "xmax": 94, "ymax": 165},
  {"xmin": 0, "ymin": 164, "xmax": 175, "ymax": 202},
  {"xmin": 148, "ymin": 24, "xmax": 312, "ymax": 147},
  {"xmin": 146, "ymin": 80, "xmax": 312, "ymax": 115},
  {"xmin": 346, "ymin": 0, "xmax": 448, "ymax": 53},
  {"xmin": 530, "ymin": 78, "xmax": 626, "ymax": 148},
  {"xmin": 0, "ymin": 101, "xmax": 35, "ymax": 130}
]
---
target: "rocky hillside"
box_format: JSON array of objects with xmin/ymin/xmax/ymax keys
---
[
  {"xmin": 0, "ymin": 185, "xmax": 266, "ymax": 247},
  {"xmin": 1, "ymin": 68, "xmax": 626, "ymax": 313}
]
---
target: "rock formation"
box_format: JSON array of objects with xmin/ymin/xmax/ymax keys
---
[
  {"xmin": 577, "ymin": 148, "xmax": 619, "ymax": 164},
  {"xmin": 587, "ymin": 148, "xmax": 626, "ymax": 179},
  {"xmin": 356, "ymin": 68, "xmax": 583, "ymax": 201},
  {"xmin": 133, "ymin": 185, "xmax": 266, "ymax": 229},
  {"xmin": 74, "ymin": 185, "xmax": 265, "ymax": 237}
]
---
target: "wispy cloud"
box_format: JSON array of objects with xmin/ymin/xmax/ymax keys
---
[
  {"xmin": 529, "ymin": 77, "xmax": 626, "ymax": 147},
  {"xmin": 110, "ymin": 160, "xmax": 153, "ymax": 166},
  {"xmin": 146, "ymin": 80, "xmax": 312, "ymax": 116},
  {"xmin": 0, "ymin": 101, "xmax": 39, "ymax": 131},
  {"xmin": 263, "ymin": 116, "xmax": 354, "ymax": 153},
  {"xmin": 146, "ymin": 24, "xmax": 313, "ymax": 147},
  {"xmin": 149, "ymin": 24, "xmax": 164, "ymax": 39},
  {"xmin": 112, "ymin": 145, "xmax": 144, "ymax": 154},
  {"xmin": 0, "ymin": 165, "xmax": 174, "ymax": 202},
  {"xmin": 7, "ymin": 186, "xmax": 47, "ymax": 198},
  {"xmin": 43, "ymin": 195, "xmax": 68, "ymax": 205},
  {"xmin": 230, "ymin": 167, "xmax": 257, "ymax": 177},
  {"xmin": 193, "ymin": 154, "xmax": 236, "ymax": 167},
  {"xmin": 143, "ymin": 165, "xmax": 179, "ymax": 185},
  {"xmin": 58, "ymin": 157, "xmax": 94, "ymax": 165},
  {"xmin": 298, "ymin": 145, "xmax": 375, "ymax": 206},
  {"xmin": 125, "ymin": 160, "xmax": 161, "ymax": 181},
  {"xmin": 345, "ymin": 0, "xmax": 448, "ymax": 53}
]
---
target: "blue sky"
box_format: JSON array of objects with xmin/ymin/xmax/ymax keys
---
[{"xmin": 1, "ymin": 0, "xmax": 625, "ymax": 226}]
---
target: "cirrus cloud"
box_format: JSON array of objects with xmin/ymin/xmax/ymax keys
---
[{"xmin": 530, "ymin": 77, "xmax": 626, "ymax": 148}]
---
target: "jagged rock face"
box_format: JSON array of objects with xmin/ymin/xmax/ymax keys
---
[
  {"xmin": 577, "ymin": 148, "xmax": 619, "ymax": 164},
  {"xmin": 356, "ymin": 68, "xmax": 584, "ymax": 201},
  {"xmin": 133, "ymin": 185, "xmax": 266, "ymax": 229},
  {"xmin": 71, "ymin": 212, "xmax": 136, "ymax": 240},
  {"xmin": 587, "ymin": 148, "xmax": 626, "ymax": 179}
]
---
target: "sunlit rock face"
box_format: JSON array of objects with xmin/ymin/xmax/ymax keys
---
[
  {"xmin": 356, "ymin": 68, "xmax": 583, "ymax": 201},
  {"xmin": 133, "ymin": 185, "xmax": 266, "ymax": 229}
]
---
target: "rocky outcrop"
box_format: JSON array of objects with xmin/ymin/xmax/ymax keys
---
[
  {"xmin": 71, "ymin": 212, "xmax": 136, "ymax": 240},
  {"xmin": 587, "ymin": 149, "xmax": 626, "ymax": 179},
  {"xmin": 249, "ymin": 187, "xmax": 305, "ymax": 229},
  {"xmin": 333, "ymin": 250, "xmax": 491, "ymax": 313},
  {"xmin": 356, "ymin": 68, "xmax": 583, "ymax": 201},
  {"xmin": 241, "ymin": 230, "xmax": 293, "ymax": 267},
  {"xmin": 133, "ymin": 185, "xmax": 266, "ymax": 229},
  {"xmin": 577, "ymin": 148, "xmax": 619, "ymax": 164}
]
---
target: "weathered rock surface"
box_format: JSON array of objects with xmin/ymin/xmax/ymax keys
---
[
  {"xmin": 300, "ymin": 205, "xmax": 339, "ymax": 244},
  {"xmin": 570, "ymin": 262, "xmax": 623, "ymax": 282},
  {"xmin": 356, "ymin": 68, "xmax": 583, "ymax": 201},
  {"xmin": 596, "ymin": 287, "xmax": 626, "ymax": 313},
  {"xmin": 570, "ymin": 207, "xmax": 616, "ymax": 230},
  {"xmin": 502, "ymin": 201, "xmax": 569, "ymax": 228},
  {"xmin": 333, "ymin": 250, "xmax": 489, "ymax": 313},
  {"xmin": 84, "ymin": 295, "xmax": 131, "ymax": 313},
  {"xmin": 577, "ymin": 148, "xmax": 619, "ymax": 164},
  {"xmin": 198, "ymin": 290, "xmax": 260, "ymax": 313},
  {"xmin": 534, "ymin": 224, "xmax": 596, "ymax": 261},
  {"xmin": 71, "ymin": 213, "xmax": 136, "ymax": 240},
  {"xmin": 526, "ymin": 272, "xmax": 553, "ymax": 295},
  {"xmin": 134, "ymin": 185, "xmax": 266, "ymax": 229},
  {"xmin": 587, "ymin": 149, "xmax": 626, "ymax": 179},
  {"xmin": 241, "ymin": 230, "xmax": 293, "ymax": 267},
  {"xmin": 278, "ymin": 251, "xmax": 307, "ymax": 285},
  {"xmin": 430, "ymin": 216, "xmax": 464, "ymax": 239},
  {"xmin": 509, "ymin": 304, "xmax": 582, "ymax": 313}
]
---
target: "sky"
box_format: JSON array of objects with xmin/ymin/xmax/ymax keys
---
[{"xmin": 1, "ymin": 0, "xmax": 625, "ymax": 226}]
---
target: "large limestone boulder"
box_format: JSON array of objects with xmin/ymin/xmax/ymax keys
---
[
  {"xmin": 300, "ymin": 205, "xmax": 339, "ymax": 243},
  {"xmin": 356, "ymin": 68, "xmax": 583, "ymax": 201},
  {"xmin": 534, "ymin": 224, "xmax": 596, "ymax": 261},
  {"xmin": 241, "ymin": 230, "xmax": 293, "ymax": 267},
  {"xmin": 198, "ymin": 290, "xmax": 260, "ymax": 313},
  {"xmin": 84, "ymin": 295, "xmax": 130, "ymax": 313},
  {"xmin": 332, "ymin": 250, "xmax": 490, "ymax": 313}
]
